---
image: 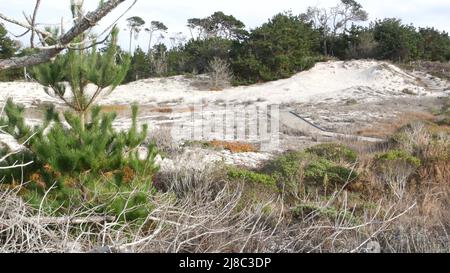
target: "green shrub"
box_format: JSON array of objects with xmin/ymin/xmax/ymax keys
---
[
  {"xmin": 304, "ymin": 158, "xmax": 358, "ymax": 185},
  {"xmin": 262, "ymin": 151, "xmax": 310, "ymax": 194},
  {"xmin": 262, "ymin": 151, "xmax": 308, "ymax": 178},
  {"xmin": 227, "ymin": 167, "xmax": 277, "ymax": 188},
  {"xmin": 21, "ymin": 173, "xmax": 156, "ymax": 222},
  {"xmin": 303, "ymin": 158, "xmax": 333, "ymax": 181},
  {"xmin": 29, "ymin": 104, "xmax": 159, "ymax": 187},
  {"xmin": 0, "ymin": 99, "xmax": 37, "ymax": 142},
  {"xmin": 261, "ymin": 151, "xmax": 359, "ymax": 197},
  {"xmin": 326, "ymin": 166, "xmax": 359, "ymax": 183},
  {"xmin": 0, "ymin": 99, "xmax": 43, "ymax": 181},
  {"xmin": 373, "ymin": 150, "xmax": 422, "ymax": 198},
  {"xmin": 374, "ymin": 150, "xmax": 421, "ymax": 168},
  {"xmin": 306, "ymin": 143, "xmax": 358, "ymax": 163},
  {"xmin": 99, "ymin": 180, "xmax": 156, "ymax": 222}
]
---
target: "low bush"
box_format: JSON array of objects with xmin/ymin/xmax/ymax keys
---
[
  {"xmin": 304, "ymin": 158, "xmax": 358, "ymax": 185},
  {"xmin": 262, "ymin": 150, "xmax": 358, "ymax": 197},
  {"xmin": 262, "ymin": 151, "xmax": 309, "ymax": 197},
  {"xmin": 227, "ymin": 167, "xmax": 277, "ymax": 189},
  {"xmin": 373, "ymin": 150, "xmax": 421, "ymax": 199},
  {"xmin": 385, "ymin": 121, "xmax": 449, "ymax": 186},
  {"xmin": 306, "ymin": 143, "xmax": 358, "ymax": 163},
  {"xmin": 374, "ymin": 150, "xmax": 421, "ymax": 168}
]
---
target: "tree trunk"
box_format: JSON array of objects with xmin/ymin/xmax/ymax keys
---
[
  {"xmin": 129, "ymin": 29, "xmax": 133, "ymax": 53},
  {"xmin": 80, "ymin": 111, "xmax": 86, "ymax": 131},
  {"xmin": 147, "ymin": 31, "xmax": 153, "ymax": 56}
]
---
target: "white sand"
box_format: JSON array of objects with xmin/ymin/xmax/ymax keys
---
[
  {"xmin": 0, "ymin": 60, "xmax": 440, "ymax": 108},
  {"xmin": 155, "ymin": 148, "xmax": 273, "ymax": 173}
]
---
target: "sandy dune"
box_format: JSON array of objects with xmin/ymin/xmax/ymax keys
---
[
  {"xmin": 0, "ymin": 60, "xmax": 442, "ymax": 109},
  {"xmin": 1, "ymin": 60, "xmax": 448, "ymax": 168}
]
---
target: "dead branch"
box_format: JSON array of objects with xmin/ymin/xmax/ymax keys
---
[
  {"xmin": 0, "ymin": 11, "xmax": 53, "ymax": 39},
  {"xmin": 1, "ymin": 215, "xmax": 115, "ymax": 227},
  {"xmin": 29, "ymin": 0, "xmax": 42, "ymax": 48},
  {"xmin": 0, "ymin": 0, "xmax": 129, "ymax": 71}
]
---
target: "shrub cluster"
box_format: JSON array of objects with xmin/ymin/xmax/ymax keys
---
[{"xmin": 228, "ymin": 144, "xmax": 359, "ymax": 198}]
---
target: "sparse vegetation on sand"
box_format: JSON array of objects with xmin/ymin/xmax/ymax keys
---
[
  {"xmin": 2, "ymin": 101, "xmax": 448, "ymax": 253},
  {"xmin": 0, "ymin": 0, "xmax": 449, "ymax": 254}
]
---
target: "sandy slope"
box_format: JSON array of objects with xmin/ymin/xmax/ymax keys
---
[
  {"xmin": 101, "ymin": 60, "xmax": 432, "ymax": 106},
  {"xmin": 1, "ymin": 60, "xmax": 448, "ymax": 169},
  {"xmin": 0, "ymin": 60, "xmax": 439, "ymax": 108}
]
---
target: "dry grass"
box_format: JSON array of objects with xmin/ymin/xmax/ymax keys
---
[
  {"xmin": 356, "ymin": 111, "xmax": 435, "ymax": 138},
  {"xmin": 0, "ymin": 167, "xmax": 282, "ymax": 253},
  {"xmin": 1, "ymin": 165, "xmax": 448, "ymax": 253},
  {"xmin": 0, "ymin": 167, "xmax": 437, "ymax": 253},
  {"xmin": 100, "ymin": 104, "xmax": 130, "ymax": 113},
  {"xmin": 148, "ymin": 126, "xmax": 179, "ymax": 155},
  {"xmin": 149, "ymin": 106, "xmax": 196, "ymax": 114},
  {"xmin": 401, "ymin": 61, "xmax": 450, "ymax": 81}
]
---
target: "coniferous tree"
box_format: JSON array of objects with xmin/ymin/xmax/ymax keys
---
[
  {"xmin": 418, "ymin": 27, "xmax": 450, "ymax": 61},
  {"xmin": 0, "ymin": 23, "xmax": 17, "ymax": 59},
  {"xmin": 126, "ymin": 16, "xmax": 146, "ymax": 53},
  {"xmin": 373, "ymin": 18, "xmax": 422, "ymax": 62},
  {"xmin": 0, "ymin": 23, "xmax": 20, "ymax": 81},
  {"xmin": 34, "ymin": 27, "xmax": 130, "ymax": 130},
  {"xmin": 231, "ymin": 12, "xmax": 321, "ymax": 84},
  {"xmin": 145, "ymin": 21, "xmax": 168, "ymax": 55},
  {"xmin": 127, "ymin": 46, "xmax": 151, "ymax": 81}
]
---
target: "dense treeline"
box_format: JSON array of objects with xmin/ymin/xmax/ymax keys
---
[
  {"xmin": 123, "ymin": 3, "xmax": 450, "ymax": 85},
  {"xmin": 1, "ymin": 0, "xmax": 450, "ymax": 85},
  {"xmin": 123, "ymin": 11, "xmax": 324, "ymax": 85},
  {"xmin": 334, "ymin": 19, "xmax": 450, "ymax": 62}
]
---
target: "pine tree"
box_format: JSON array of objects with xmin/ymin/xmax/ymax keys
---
[
  {"xmin": 126, "ymin": 16, "xmax": 146, "ymax": 53},
  {"xmin": 126, "ymin": 47, "xmax": 150, "ymax": 81},
  {"xmin": 0, "ymin": 23, "xmax": 17, "ymax": 59},
  {"xmin": 34, "ymin": 27, "xmax": 130, "ymax": 130},
  {"xmin": 0, "ymin": 23, "xmax": 21, "ymax": 81},
  {"xmin": 1, "ymin": 99, "xmax": 159, "ymax": 212},
  {"xmin": 145, "ymin": 21, "xmax": 168, "ymax": 56}
]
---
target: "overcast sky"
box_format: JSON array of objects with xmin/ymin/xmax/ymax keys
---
[{"xmin": 1, "ymin": 0, "xmax": 450, "ymax": 52}]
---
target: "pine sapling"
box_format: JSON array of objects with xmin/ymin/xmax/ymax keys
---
[{"xmin": 34, "ymin": 27, "xmax": 130, "ymax": 131}]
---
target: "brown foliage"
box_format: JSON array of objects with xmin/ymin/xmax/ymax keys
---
[{"xmin": 209, "ymin": 140, "xmax": 257, "ymax": 153}]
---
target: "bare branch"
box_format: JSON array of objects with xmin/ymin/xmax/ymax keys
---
[
  {"xmin": 0, "ymin": 0, "xmax": 128, "ymax": 71},
  {"xmin": 0, "ymin": 11, "xmax": 53, "ymax": 38},
  {"xmin": 30, "ymin": 0, "xmax": 42, "ymax": 48}
]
